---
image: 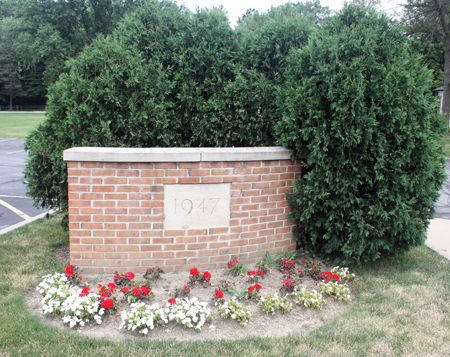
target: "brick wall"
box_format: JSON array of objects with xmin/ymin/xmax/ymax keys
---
[{"xmin": 64, "ymin": 148, "xmax": 301, "ymax": 274}]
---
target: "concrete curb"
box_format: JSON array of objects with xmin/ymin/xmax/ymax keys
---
[
  {"xmin": 425, "ymin": 218, "xmax": 450, "ymax": 261},
  {"xmin": 0, "ymin": 210, "xmax": 54, "ymax": 236}
]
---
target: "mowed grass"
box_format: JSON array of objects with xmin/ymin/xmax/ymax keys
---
[
  {"xmin": 0, "ymin": 112, "xmax": 46, "ymax": 139},
  {"xmin": 1, "ymin": 215, "xmax": 450, "ymax": 357}
]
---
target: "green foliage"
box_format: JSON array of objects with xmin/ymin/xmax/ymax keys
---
[
  {"xmin": 25, "ymin": 0, "xmax": 324, "ymax": 214},
  {"xmin": 276, "ymin": 4, "xmax": 447, "ymax": 264}
]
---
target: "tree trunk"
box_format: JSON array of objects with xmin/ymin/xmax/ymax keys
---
[{"xmin": 442, "ymin": 37, "xmax": 450, "ymax": 118}]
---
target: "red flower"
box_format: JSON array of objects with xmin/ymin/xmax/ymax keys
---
[
  {"xmin": 232, "ymin": 259, "xmax": 238, "ymax": 263},
  {"xmin": 324, "ymin": 278, "xmax": 330, "ymax": 283},
  {"xmin": 81, "ymin": 287, "xmax": 90, "ymax": 293},
  {"xmin": 203, "ymin": 271, "xmax": 211, "ymax": 280},
  {"xmin": 113, "ymin": 274, "xmax": 122, "ymax": 283},
  {"xmin": 101, "ymin": 292, "xmax": 108, "ymax": 297},
  {"xmin": 215, "ymin": 290, "xmax": 224, "ymax": 299},
  {"xmin": 141, "ymin": 286, "xmax": 150, "ymax": 295},
  {"xmin": 257, "ymin": 270, "xmax": 265, "ymax": 276},
  {"xmin": 168, "ymin": 298, "xmax": 176, "ymax": 304},
  {"xmin": 108, "ymin": 289, "xmax": 114, "ymax": 294},
  {"xmin": 132, "ymin": 286, "xmax": 141, "ymax": 296},
  {"xmin": 101, "ymin": 299, "xmax": 114, "ymax": 309},
  {"xmin": 324, "ymin": 271, "xmax": 333, "ymax": 277},
  {"xmin": 297, "ymin": 269, "xmax": 303, "ymax": 274},
  {"xmin": 121, "ymin": 287, "xmax": 130, "ymax": 294},
  {"xmin": 79, "ymin": 277, "xmax": 82, "ymax": 280},
  {"xmin": 125, "ymin": 272, "xmax": 135, "ymax": 280},
  {"xmin": 65, "ymin": 265, "xmax": 74, "ymax": 277},
  {"xmin": 313, "ymin": 265, "xmax": 317, "ymax": 268},
  {"xmin": 248, "ymin": 286, "xmax": 255, "ymax": 292},
  {"xmin": 247, "ymin": 271, "xmax": 256, "ymax": 276},
  {"xmin": 302, "ymin": 258, "xmax": 307, "ymax": 264},
  {"xmin": 183, "ymin": 285, "xmax": 191, "ymax": 293},
  {"xmin": 99, "ymin": 287, "xmax": 106, "ymax": 293},
  {"xmin": 190, "ymin": 268, "xmax": 199, "ymax": 276},
  {"xmin": 107, "ymin": 283, "xmax": 116, "ymax": 289},
  {"xmin": 333, "ymin": 274, "xmax": 340, "ymax": 281},
  {"xmin": 254, "ymin": 284, "xmax": 262, "ymax": 290}
]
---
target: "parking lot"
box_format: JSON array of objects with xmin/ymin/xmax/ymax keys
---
[{"xmin": 0, "ymin": 138, "xmax": 47, "ymax": 230}]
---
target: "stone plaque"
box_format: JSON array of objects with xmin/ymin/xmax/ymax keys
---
[{"xmin": 164, "ymin": 184, "xmax": 231, "ymax": 229}]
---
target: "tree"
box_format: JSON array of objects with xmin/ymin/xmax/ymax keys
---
[
  {"xmin": 0, "ymin": 17, "xmax": 25, "ymax": 108},
  {"xmin": 402, "ymin": 0, "xmax": 450, "ymax": 114},
  {"xmin": 276, "ymin": 3, "xmax": 446, "ymax": 264}
]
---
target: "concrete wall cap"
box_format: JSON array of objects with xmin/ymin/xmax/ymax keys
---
[{"xmin": 63, "ymin": 147, "xmax": 294, "ymax": 162}]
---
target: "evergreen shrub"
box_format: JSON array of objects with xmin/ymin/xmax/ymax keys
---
[{"xmin": 276, "ymin": 4, "xmax": 446, "ymax": 264}]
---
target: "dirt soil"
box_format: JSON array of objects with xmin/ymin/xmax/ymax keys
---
[{"xmin": 26, "ymin": 246, "xmax": 353, "ymax": 341}]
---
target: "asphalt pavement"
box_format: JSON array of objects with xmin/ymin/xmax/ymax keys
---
[{"xmin": 0, "ymin": 138, "xmax": 47, "ymax": 230}]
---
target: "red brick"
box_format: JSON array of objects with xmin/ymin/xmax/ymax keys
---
[
  {"xmin": 243, "ymin": 190, "xmax": 260, "ymax": 197},
  {"xmin": 179, "ymin": 162, "xmax": 200, "ymax": 169},
  {"xmin": 69, "ymin": 223, "xmax": 80, "ymax": 230},
  {"xmin": 187, "ymin": 257, "xmax": 210, "ymax": 264},
  {"xmin": 80, "ymin": 237, "xmax": 103, "ymax": 244},
  {"xmin": 129, "ymin": 252, "xmax": 152, "ymax": 259},
  {"xmin": 71, "ymin": 244, "xmax": 92, "ymax": 251},
  {"xmin": 129, "ymin": 223, "xmax": 152, "ymax": 230},
  {"xmin": 93, "ymin": 201, "xmax": 115, "ymax": 207},
  {"xmin": 223, "ymin": 176, "xmax": 243, "ymax": 183},
  {"xmin": 67, "ymin": 162, "xmax": 78, "ymax": 168},
  {"xmin": 93, "ymin": 230, "xmax": 116, "ymax": 237},
  {"xmin": 106, "ymin": 253, "xmax": 129, "ymax": 259},
  {"xmin": 288, "ymin": 165, "xmax": 302, "ymax": 172},
  {"xmin": 210, "ymin": 241, "xmax": 228, "ymax": 248},
  {"xmin": 212, "ymin": 169, "xmax": 233, "ymax": 175},
  {"xmin": 202, "ymin": 177, "xmax": 223, "ymax": 183},
  {"xmin": 240, "ymin": 231, "xmax": 258, "ymax": 239},
  {"xmin": 270, "ymin": 166, "xmax": 287, "ymax": 173},
  {"xmin": 259, "ymin": 229, "xmax": 275, "ymax": 236},
  {"xmin": 153, "ymin": 223, "xmax": 163, "ymax": 229},
  {"xmin": 189, "ymin": 169, "xmax": 211, "ymax": 176},
  {"xmin": 68, "ymin": 207, "xmax": 80, "ymax": 214},
  {"xmin": 105, "ymin": 238, "xmax": 128, "ymax": 244},
  {"xmin": 176, "ymin": 251, "xmax": 197, "ymax": 258},
  {"xmin": 223, "ymin": 162, "xmax": 242, "ymax": 168},
  {"xmin": 277, "ymin": 201, "xmax": 289, "ymax": 207},
  {"xmin": 105, "ymin": 193, "xmax": 127, "ymax": 200},
  {"xmin": 106, "ymin": 162, "xmax": 129, "ymax": 169},
  {"xmin": 187, "ymin": 229, "xmax": 207, "ymax": 236},
  {"xmin": 252, "ymin": 167, "xmax": 270, "ymax": 174},
  {"xmin": 93, "ymin": 185, "xmax": 115, "ymax": 192},
  {"xmin": 82, "ymin": 252, "xmax": 105, "ymax": 259},
  {"xmin": 154, "ymin": 177, "xmax": 177, "ymax": 184},
  {"xmin": 278, "ymin": 187, "xmax": 292, "ymax": 194},
  {"xmin": 219, "ymin": 247, "xmax": 239, "ymax": 255},
  {"xmin": 241, "ymin": 218, "xmax": 258, "ymax": 225},
  {"xmin": 70, "ymin": 252, "xmax": 81, "ymax": 259},
  {"xmin": 93, "ymin": 215, "xmax": 115, "ymax": 222},
  {"xmin": 131, "ymin": 163, "xmax": 154, "ymax": 169},
  {"xmin": 152, "ymin": 251, "xmax": 175, "ymax": 258},
  {"xmin": 178, "ymin": 177, "xmax": 200, "ymax": 184},
  {"xmin": 267, "ymin": 221, "xmax": 284, "ymax": 229},
  {"xmin": 164, "ymin": 229, "xmax": 186, "ymax": 237},
  {"xmin": 118, "ymin": 201, "xmax": 139, "ymax": 207},
  {"xmin": 92, "ymin": 169, "xmax": 115, "ymax": 176},
  {"xmin": 262, "ymin": 174, "xmax": 279, "ymax": 181},
  {"xmin": 117, "ymin": 185, "xmax": 140, "ymax": 192},
  {"xmin": 231, "ymin": 197, "xmax": 250, "ymax": 205},
  {"xmin": 141, "ymin": 245, "xmax": 162, "ymax": 251},
  {"xmin": 141, "ymin": 231, "xmax": 163, "ymax": 237},
  {"xmin": 153, "ymin": 237, "xmax": 174, "ymax": 244},
  {"xmin": 68, "ymin": 177, "xmax": 78, "ymax": 184},
  {"xmin": 117, "ymin": 245, "xmax": 139, "ymax": 252},
  {"xmin": 201, "ymin": 162, "xmax": 222, "ymax": 168},
  {"xmin": 68, "ymin": 185, "xmax": 90, "ymax": 192},
  {"xmin": 239, "ymin": 245, "xmax": 257, "ymax": 253},
  {"xmin": 155, "ymin": 163, "xmax": 177, "ymax": 169},
  {"xmin": 129, "ymin": 178, "xmax": 153, "ymax": 185},
  {"xmin": 104, "ymin": 177, "xmax": 127, "ymax": 184},
  {"xmin": 269, "ymin": 194, "xmax": 285, "ymax": 201},
  {"xmin": 280, "ymin": 173, "xmax": 295, "ymax": 180},
  {"xmin": 129, "ymin": 193, "xmax": 151, "ymax": 200},
  {"xmin": 68, "ymin": 193, "xmax": 80, "ymax": 199},
  {"xmin": 243, "ymin": 175, "xmax": 261, "ymax": 182},
  {"xmin": 261, "ymin": 215, "xmax": 276, "ymax": 223},
  {"xmin": 142, "ymin": 186, "xmax": 164, "ymax": 192},
  {"xmin": 175, "ymin": 236, "xmax": 196, "ymax": 244},
  {"xmin": 231, "ymin": 168, "xmax": 253, "ymax": 177},
  {"xmin": 230, "ymin": 239, "xmax": 248, "ymax": 247},
  {"xmin": 187, "ymin": 243, "xmax": 207, "ymax": 250},
  {"xmin": 209, "ymin": 227, "xmax": 228, "ymax": 234},
  {"xmin": 68, "ymin": 169, "xmax": 91, "ymax": 176},
  {"xmin": 242, "ymin": 204, "xmax": 259, "ymax": 211},
  {"xmin": 231, "ymin": 211, "xmax": 249, "ymax": 218},
  {"xmin": 80, "ymin": 208, "xmax": 102, "ymax": 215},
  {"xmin": 128, "ymin": 208, "xmax": 151, "ymax": 215},
  {"xmin": 117, "ymin": 230, "xmax": 140, "ymax": 237},
  {"xmin": 81, "ymin": 223, "xmax": 103, "ymax": 229},
  {"xmin": 141, "ymin": 169, "xmax": 164, "ymax": 177},
  {"xmin": 249, "ymin": 237, "xmax": 267, "ymax": 244},
  {"xmin": 198, "ymin": 235, "xmax": 218, "ymax": 242},
  {"xmin": 117, "ymin": 170, "xmax": 139, "ymax": 177},
  {"xmin": 104, "ymin": 208, "xmax": 127, "ymax": 215},
  {"xmin": 164, "ymin": 244, "xmax": 185, "ymax": 250},
  {"xmin": 69, "ymin": 231, "xmax": 89, "ymax": 238},
  {"xmin": 275, "ymin": 227, "xmax": 290, "ymax": 234},
  {"xmin": 249, "ymin": 223, "xmax": 266, "ymax": 231},
  {"xmin": 231, "ymin": 183, "xmax": 251, "ymax": 190},
  {"xmin": 117, "ymin": 215, "xmax": 139, "ymax": 222}
]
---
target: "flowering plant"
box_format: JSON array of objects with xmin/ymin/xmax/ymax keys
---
[
  {"xmin": 120, "ymin": 302, "xmax": 168, "ymax": 335},
  {"xmin": 165, "ymin": 297, "xmax": 212, "ymax": 331},
  {"xmin": 247, "ymin": 270, "xmax": 265, "ymax": 283},
  {"xmin": 143, "ymin": 266, "xmax": 165, "ymax": 281},
  {"xmin": 278, "ymin": 258, "xmax": 298, "ymax": 271},
  {"xmin": 319, "ymin": 281, "xmax": 351, "ymax": 302},
  {"xmin": 217, "ymin": 296, "xmax": 251, "ymax": 325},
  {"xmin": 259, "ymin": 293, "xmax": 293, "ymax": 315},
  {"xmin": 213, "ymin": 289, "xmax": 225, "ymax": 305},
  {"xmin": 64, "ymin": 265, "xmax": 83, "ymax": 285},
  {"xmin": 301, "ymin": 259, "xmax": 322, "ymax": 279},
  {"xmin": 255, "ymin": 259, "xmax": 271, "ymax": 274},
  {"xmin": 217, "ymin": 278, "xmax": 234, "ymax": 291},
  {"xmin": 247, "ymin": 284, "xmax": 262, "ymax": 299},
  {"xmin": 188, "ymin": 267, "xmax": 211, "ymax": 286},
  {"xmin": 291, "ymin": 286, "xmax": 326, "ymax": 309},
  {"xmin": 283, "ymin": 268, "xmax": 303, "ymax": 279},
  {"xmin": 37, "ymin": 274, "xmax": 79, "ymax": 315},
  {"xmin": 279, "ymin": 278, "xmax": 296, "ymax": 293},
  {"xmin": 173, "ymin": 285, "xmax": 191, "ymax": 298},
  {"xmin": 331, "ymin": 266, "xmax": 355, "ymax": 283},
  {"xmin": 60, "ymin": 291, "xmax": 104, "ymax": 327},
  {"xmin": 113, "ymin": 271, "xmax": 135, "ymax": 287},
  {"xmin": 318, "ymin": 271, "xmax": 341, "ymax": 283},
  {"xmin": 226, "ymin": 259, "xmax": 249, "ymax": 276},
  {"xmin": 121, "ymin": 284, "xmax": 152, "ymax": 304}
]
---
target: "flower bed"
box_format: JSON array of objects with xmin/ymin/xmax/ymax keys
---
[{"xmin": 33, "ymin": 253, "xmax": 357, "ymax": 340}]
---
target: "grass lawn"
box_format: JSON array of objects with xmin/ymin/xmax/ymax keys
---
[
  {"xmin": 0, "ymin": 112, "xmax": 46, "ymax": 139},
  {"xmin": 1, "ymin": 215, "xmax": 450, "ymax": 356}
]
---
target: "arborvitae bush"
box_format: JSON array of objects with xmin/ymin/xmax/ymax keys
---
[
  {"xmin": 276, "ymin": 4, "xmax": 446, "ymax": 264},
  {"xmin": 24, "ymin": 0, "xmax": 324, "ymax": 215}
]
